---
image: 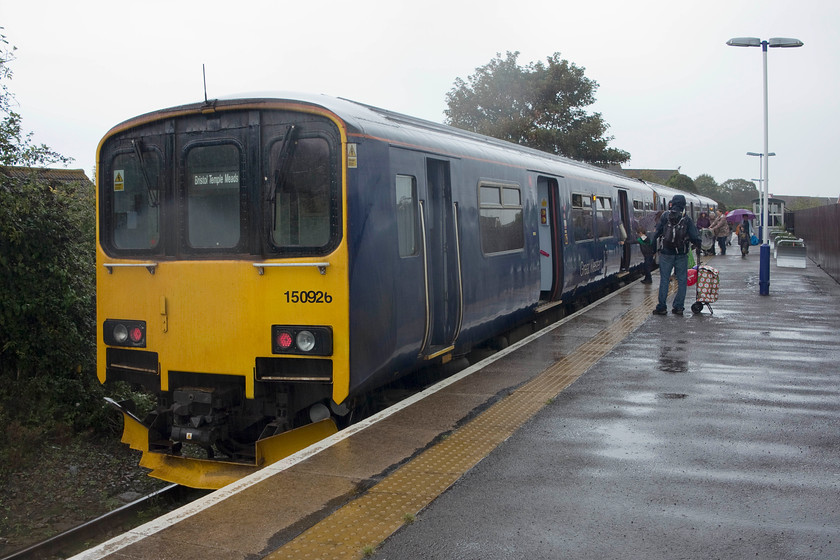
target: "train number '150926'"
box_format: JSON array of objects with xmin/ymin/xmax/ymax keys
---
[{"xmin": 284, "ymin": 290, "xmax": 333, "ymax": 304}]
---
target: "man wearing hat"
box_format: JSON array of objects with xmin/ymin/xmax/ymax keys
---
[{"xmin": 650, "ymin": 195, "xmax": 702, "ymax": 316}]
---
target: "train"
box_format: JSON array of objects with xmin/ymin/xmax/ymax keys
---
[{"xmin": 96, "ymin": 93, "xmax": 716, "ymax": 488}]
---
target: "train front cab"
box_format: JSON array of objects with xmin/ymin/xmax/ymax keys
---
[{"xmin": 96, "ymin": 102, "xmax": 352, "ymax": 488}]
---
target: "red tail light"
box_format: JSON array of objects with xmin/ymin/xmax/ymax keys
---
[
  {"xmin": 104, "ymin": 319, "xmax": 146, "ymax": 348},
  {"xmin": 276, "ymin": 331, "xmax": 294, "ymax": 350},
  {"xmin": 271, "ymin": 325, "xmax": 332, "ymax": 356}
]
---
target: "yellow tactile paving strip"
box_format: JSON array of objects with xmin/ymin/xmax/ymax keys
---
[{"xmin": 265, "ymin": 290, "xmax": 660, "ymax": 560}]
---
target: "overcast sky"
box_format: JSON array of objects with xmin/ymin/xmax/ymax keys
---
[{"xmin": 2, "ymin": 0, "xmax": 837, "ymax": 198}]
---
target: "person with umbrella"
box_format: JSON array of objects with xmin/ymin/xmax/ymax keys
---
[
  {"xmin": 727, "ymin": 209, "xmax": 756, "ymax": 257},
  {"xmin": 737, "ymin": 217, "xmax": 753, "ymax": 256}
]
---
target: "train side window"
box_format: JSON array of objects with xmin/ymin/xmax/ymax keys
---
[
  {"xmin": 633, "ymin": 199, "xmax": 645, "ymax": 224},
  {"xmin": 269, "ymin": 136, "xmax": 332, "ymax": 249},
  {"xmin": 110, "ymin": 148, "xmax": 162, "ymax": 250},
  {"xmin": 479, "ymin": 182, "xmax": 524, "ymax": 254},
  {"xmin": 571, "ymin": 193, "xmax": 594, "ymax": 241},
  {"xmin": 596, "ymin": 196, "xmax": 613, "ymax": 239},
  {"xmin": 185, "ymin": 144, "xmax": 242, "ymax": 249},
  {"xmin": 396, "ymin": 174, "xmax": 418, "ymax": 257}
]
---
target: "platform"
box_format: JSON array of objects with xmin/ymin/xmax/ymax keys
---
[{"xmin": 73, "ymin": 250, "xmax": 840, "ymax": 560}]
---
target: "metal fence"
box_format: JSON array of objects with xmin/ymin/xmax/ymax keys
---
[{"xmin": 793, "ymin": 204, "xmax": 840, "ymax": 284}]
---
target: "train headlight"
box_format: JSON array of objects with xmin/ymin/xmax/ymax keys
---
[
  {"xmin": 104, "ymin": 319, "xmax": 146, "ymax": 348},
  {"xmin": 271, "ymin": 325, "xmax": 332, "ymax": 356},
  {"xmin": 296, "ymin": 330, "xmax": 316, "ymax": 352},
  {"xmin": 113, "ymin": 324, "xmax": 129, "ymax": 344}
]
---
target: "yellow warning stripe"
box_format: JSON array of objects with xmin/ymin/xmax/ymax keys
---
[{"xmin": 265, "ymin": 289, "xmax": 660, "ymax": 560}]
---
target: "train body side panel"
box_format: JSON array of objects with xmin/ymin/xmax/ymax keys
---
[
  {"xmin": 345, "ymin": 138, "xmax": 541, "ymax": 397},
  {"xmin": 453, "ymin": 157, "xmax": 540, "ymax": 344}
]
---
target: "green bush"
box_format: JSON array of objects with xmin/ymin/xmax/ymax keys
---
[{"xmin": 0, "ymin": 171, "xmax": 106, "ymax": 438}]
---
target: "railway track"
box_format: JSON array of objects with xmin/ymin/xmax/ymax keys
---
[{"xmin": 0, "ymin": 484, "xmax": 209, "ymax": 560}]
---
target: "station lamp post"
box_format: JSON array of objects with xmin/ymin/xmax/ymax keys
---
[
  {"xmin": 727, "ymin": 36, "xmax": 803, "ymax": 296},
  {"xmin": 747, "ymin": 151, "xmax": 775, "ymax": 233}
]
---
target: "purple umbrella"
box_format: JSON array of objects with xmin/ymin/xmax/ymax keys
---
[{"xmin": 726, "ymin": 208, "xmax": 756, "ymax": 222}]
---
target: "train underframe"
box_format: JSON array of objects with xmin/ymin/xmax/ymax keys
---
[{"xmin": 107, "ymin": 368, "xmax": 343, "ymax": 489}]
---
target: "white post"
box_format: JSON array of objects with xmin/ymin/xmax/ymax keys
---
[{"xmin": 761, "ymin": 41, "xmax": 770, "ymax": 246}]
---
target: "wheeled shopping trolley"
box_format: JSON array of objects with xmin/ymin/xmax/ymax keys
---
[{"xmin": 691, "ymin": 247, "xmax": 719, "ymax": 315}]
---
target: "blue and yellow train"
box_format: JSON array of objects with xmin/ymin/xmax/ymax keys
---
[{"xmin": 96, "ymin": 94, "xmax": 715, "ymax": 488}]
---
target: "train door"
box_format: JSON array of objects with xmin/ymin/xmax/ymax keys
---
[
  {"xmin": 538, "ymin": 176, "xmax": 564, "ymax": 301},
  {"xmin": 618, "ymin": 189, "xmax": 632, "ymax": 271},
  {"xmin": 419, "ymin": 158, "xmax": 463, "ymax": 359}
]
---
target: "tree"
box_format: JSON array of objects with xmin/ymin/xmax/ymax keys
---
[
  {"xmin": 445, "ymin": 51, "xmax": 630, "ymax": 166},
  {"xmin": 665, "ymin": 171, "xmax": 698, "ymax": 194},
  {"xmin": 0, "ymin": 29, "xmax": 70, "ymax": 167},
  {"xmin": 0, "ymin": 171, "xmax": 100, "ymax": 430},
  {"xmin": 694, "ymin": 174, "xmax": 722, "ymax": 202},
  {"xmin": 720, "ymin": 179, "xmax": 759, "ymax": 208},
  {"xmin": 0, "ymin": 30, "xmax": 102, "ymax": 443}
]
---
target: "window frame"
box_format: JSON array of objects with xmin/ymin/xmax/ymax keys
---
[
  {"xmin": 595, "ymin": 195, "xmax": 614, "ymax": 239},
  {"xmin": 478, "ymin": 180, "xmax": 525, "ymax": 255},
  {"xmin": 181, "ymin": 139, "xmax": 247, "ymax": 253},
  {"xmin": 571, "ymin": 193, "xmax": 594, "ymax": 242},
  {"xmin": 263, "ymin": 127, "xmax": 341, "ymax": 257},
  {"xmin": 395, "ymin": 174, "xmax": 419, "ymax": 257},
  {"xmin": 100, "ymin": 141, "xmax": 167, "ymax": 257}
]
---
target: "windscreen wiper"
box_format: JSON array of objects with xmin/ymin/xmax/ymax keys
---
[
  {"xmin": 267, "ymin": 125, "xmax": 299, "ymax": 203},
  {"xmin": 132, "ymin": 139, "xmax": 159, "ymax": 207}
]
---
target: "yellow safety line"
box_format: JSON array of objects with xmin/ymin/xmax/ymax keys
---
[{"xmin": 265, "ymin": 290, "xmax": 660, "ymax": 560}]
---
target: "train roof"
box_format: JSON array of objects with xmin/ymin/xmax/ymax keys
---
[
  {"xmin": 643, "ymin": 181, "xmax": 717, "ymax": 208},
  {"xmin": 107, "ymin": 92, "xmax": 715, "ymax": 204}
]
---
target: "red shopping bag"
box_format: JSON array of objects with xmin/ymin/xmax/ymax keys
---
[{"xmin": 687, "ymin": 267, "xmax": 698, "ymax": 286}]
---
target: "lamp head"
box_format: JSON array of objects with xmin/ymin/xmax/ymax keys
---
[
  {"xmin": 768, "ymin": 37, "xmax": 804, "ymax": 48},
  {"xmin": 727, "ymin": 37, "xmax": 762, "ymax": 47}
]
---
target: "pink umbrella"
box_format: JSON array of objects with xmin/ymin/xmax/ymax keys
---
[{"xmin": 726, "ymin": 208, "xmax": 756, "ymax": 222}]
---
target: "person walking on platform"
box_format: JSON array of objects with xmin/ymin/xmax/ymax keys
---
[
  {"xmin": 710, "ymin": 209, "xmax": 730, "ymax": 255},
  {"xmin": 736, "ymin": 217, "xmax": 752, "ymax": 257},
  {"xmin": 636, "ymin": 226, "xmax": 655, "ymax": 284},
  {"xmin": 650, "ymin": 195, "xmax": 702, "ymax": 316},
  {"xmin": 696, "ymin": 212, "xmax": 711, "ymax": 230}
]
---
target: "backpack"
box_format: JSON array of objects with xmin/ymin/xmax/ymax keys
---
[{"xmin": 662, "ymin": 210, "xmax": 688, "ymax": 252}]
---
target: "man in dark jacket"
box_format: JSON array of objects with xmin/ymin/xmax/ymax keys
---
[{"xmin": 650, "ymin": 195, "xmax": 702, "ymax": 315}]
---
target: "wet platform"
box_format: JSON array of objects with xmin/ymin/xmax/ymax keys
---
[{"xmin": 74, "ymin": 250, "xmax": 840, "ymax": 560}]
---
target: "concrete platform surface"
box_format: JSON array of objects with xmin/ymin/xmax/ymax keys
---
[
  {"xmin": 373, "ymin": 251, "xmax": 840, "ymax": 560},
  {"xmin": 74, "ymin": 250, "xmax": 840, "ymax": 560}
]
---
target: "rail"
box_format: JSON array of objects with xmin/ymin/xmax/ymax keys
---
[
  {"xmin": 103, "ymin": 262, "xmax": 157, "ymax": 275},
  {"xmin": 253, "ymin": 262, "xmax": 329, "ymax": 275},
  {"xmin": 0, "ymin": 485, "xmax": 206, "ymax": 560},
  {"xmin": 775, "ymin": 238, "xmax": 807, "ymax": 268}
]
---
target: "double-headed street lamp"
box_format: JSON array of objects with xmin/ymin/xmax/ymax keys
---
[{"xmin": 727, "ymin": 37, "xmax": 803, "ymax": 296}]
